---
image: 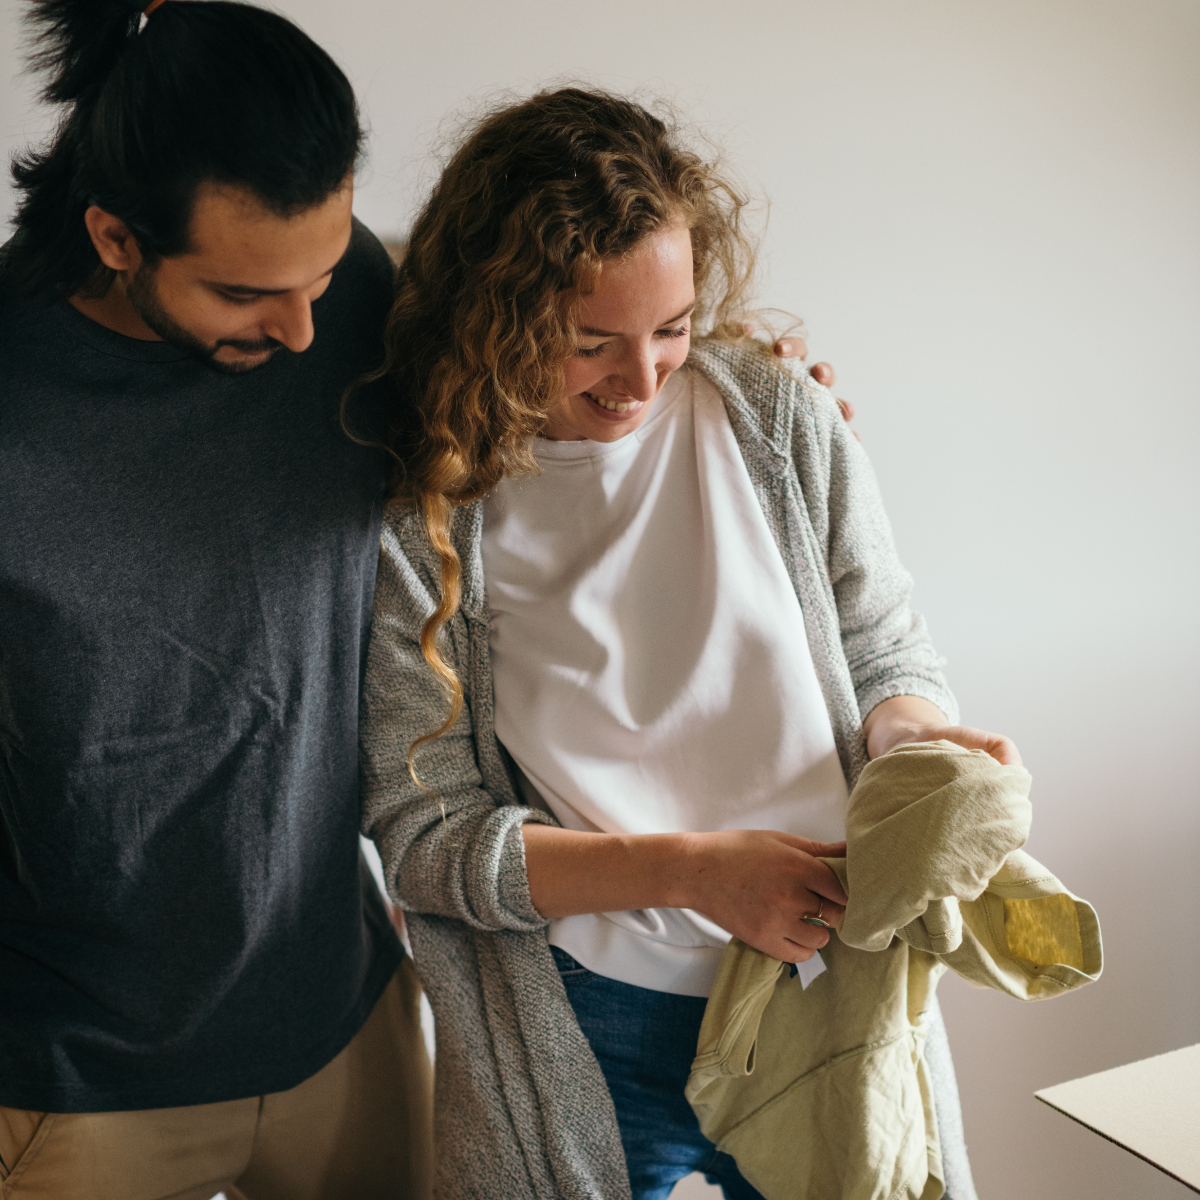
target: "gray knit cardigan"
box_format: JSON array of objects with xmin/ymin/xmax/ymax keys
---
[{"xmin": 361, "ymin": 341, "xmax": 978, "ymax": 1200}]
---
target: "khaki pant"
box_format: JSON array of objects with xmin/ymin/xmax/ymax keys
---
[{"xmin": 0, "ymin": 960, "xmax": 433, "ymax": 1200}]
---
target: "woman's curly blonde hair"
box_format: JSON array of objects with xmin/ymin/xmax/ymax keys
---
[{"xmin": 376, "ymin": 86, "xmax": 760, "ymax": 774}]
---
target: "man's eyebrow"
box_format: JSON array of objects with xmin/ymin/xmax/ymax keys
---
[
  {"xmin": 578, "ymin": 302, "xmax": 695, "ymax": 338},
  {"xmin": 203, "ymin": 245, "xmax": 351, "ymax": 296}
]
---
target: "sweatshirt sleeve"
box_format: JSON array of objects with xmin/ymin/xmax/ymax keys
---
[
  {"xmin": 794, "ymin": 373, "xmax": 961, "ymax": 725},
  {"xmin": 359, "ymin": 508, "xmax": 552, "ymax": 933}
]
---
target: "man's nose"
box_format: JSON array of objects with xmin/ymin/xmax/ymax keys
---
[{"xmin": 261, "ymin": 293, "xmax": 315, "ymax": 354}]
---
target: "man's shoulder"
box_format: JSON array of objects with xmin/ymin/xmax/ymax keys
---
[
  {"xmin": 335, "ymin": 219, "xmax": 396, "ymax": 310},
  {"xmin": 0, "ymin": 239, "xmax": 70, "ymax": 365},
  {"xmin": 316, "ymin": 222, "xmax": 400, "ymax": 435},
  {"xmin": 0, "ymin": 239, "xmax": 44, "ymax": 319},
  {"xmin": 307, "ymin": 219, "xmax": 395, "ymax": 372},
  {"xmin": 347, "ymin": 218, "xmax": 397, "ymax": 278}
]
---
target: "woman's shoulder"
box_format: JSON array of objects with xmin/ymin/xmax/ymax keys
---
[
  {"xmin": 380, "ymin": 497, "xmax": 487, "ymax": 614},
  {"xmin": 382, "ymin": 496, "xmax": 483, "ymax": 548},
  {"xmin": 687, "ymin": 338, "xmax": 844, "ymax": 456}
]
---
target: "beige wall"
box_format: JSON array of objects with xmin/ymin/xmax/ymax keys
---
[{"xmin": 3, "ymin": 2, "xmax": 1198, "ymax": 1196}]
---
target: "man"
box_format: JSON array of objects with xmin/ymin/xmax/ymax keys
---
[
  {"xmin": 0, "ymin": 4, "xmax": 846, "ymax": 1198},
  {"xmin": 0, "ymin": 2, "xmax": 430, "ymax": 1196}
]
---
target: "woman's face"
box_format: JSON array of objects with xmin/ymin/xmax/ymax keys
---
[{"xmin": 544, "ymin": 222, "xmax": 695, "ymax": 442}]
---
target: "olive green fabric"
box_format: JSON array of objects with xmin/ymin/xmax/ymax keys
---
[
  {"xmin": 685, "ymin": 742, "xmax": 1103, "ymax": 1200},
  {"xmin": 838, "ymin": 742, "xmax": 1033, "ymax": 954}
]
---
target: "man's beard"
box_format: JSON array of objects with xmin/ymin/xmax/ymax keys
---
[{"xmin": 125, "ymin": 264, "xmax": 283, "ymax": 376}]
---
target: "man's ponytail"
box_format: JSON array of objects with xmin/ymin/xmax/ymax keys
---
[
  {"xmin": 9, "ymin": 0, "xmax": 363, "ymax": 299},
  {"xmin": 23, "ymin": 0, "xmax": 144, "ymax": 105},
  {"xmin": 10, "ymin": 1, "xmax": 146, "ymax": 298}
]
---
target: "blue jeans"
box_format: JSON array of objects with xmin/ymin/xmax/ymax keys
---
[{"xmin": 551, "ymin": 946, "xmax": 766, "ymax": 1200}]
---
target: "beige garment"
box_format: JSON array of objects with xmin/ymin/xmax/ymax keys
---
[
  {"xmin": 0, "ymin": 960, "xmax": 433, "ymax": 1200},
  {"xmin": 838, "ymin": 742, "xmax": 1033, "ymax": 954},
  {"xmin": 686, "ymin": 742, "xmax": 1103, "ymax": 1200}
]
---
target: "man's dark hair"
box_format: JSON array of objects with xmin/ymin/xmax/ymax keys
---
[{"xmin": 8, "ymin": 0, "xmax": 363, "ymax": 297}]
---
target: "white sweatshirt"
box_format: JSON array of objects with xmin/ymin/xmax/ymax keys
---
[{"xmin": 482, "ymin": 367, "xmax": 848, "ymax": 995}]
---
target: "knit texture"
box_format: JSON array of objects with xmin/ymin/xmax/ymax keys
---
[{"xmin": 361, "ymin": 341, "xmax": 966, "ymax": 1199}]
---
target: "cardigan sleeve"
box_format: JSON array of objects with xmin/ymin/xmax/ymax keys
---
[
  {"xmin": 795, "ymin": 372, "xmax": 961, "ymax": 724},
  {"xmin": 359, "ymin": 509, "xmax": 552, "ymax": 933}
]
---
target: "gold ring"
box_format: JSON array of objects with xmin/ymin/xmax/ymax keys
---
[{"xmin": 802, "ymin": 898, "xmax": 832, "ymax": 929}]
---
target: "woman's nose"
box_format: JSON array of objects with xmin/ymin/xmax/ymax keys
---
[{"xmin": 616, "ymin": 346, "xmax": 659, "ymax": 402}]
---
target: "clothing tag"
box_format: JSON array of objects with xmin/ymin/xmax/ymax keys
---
[{"xmin": 788, "ymin": 951, "xmax": 827, "ymax": 989}]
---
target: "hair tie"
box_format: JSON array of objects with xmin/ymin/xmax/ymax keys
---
[{"xmin": 143, "ymin": 0, "xmax": 167, "ymax": 15}]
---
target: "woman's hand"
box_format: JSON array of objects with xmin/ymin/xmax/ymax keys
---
[
  {"xmin": 522, "ymin": 825, "xmax": 847, "ymax": 964},
  {"xmin": 677, "ymin": 829, "xmax": 848, "ymax": 963},
  {"xmin": 862, "ymin": 695, "xmax": 1023, "ymax": 766}
]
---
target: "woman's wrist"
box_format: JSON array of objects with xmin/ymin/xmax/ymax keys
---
[
  {"xmin": 521, "ymin": 824, "xmax": 695, "ymax": 918},
  {"xmin": 655, "ymin": 830, "xmax": 712, "ymax": 911}
]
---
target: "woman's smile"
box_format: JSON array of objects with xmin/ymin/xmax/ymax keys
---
[{"xmin": 582, "ymin": 390, "xmax": 647, "ymax": 416}]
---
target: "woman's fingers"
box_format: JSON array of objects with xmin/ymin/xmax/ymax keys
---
[
  {"xmin": 926, "ymin": 725, "xmax": 1024, "ymax": 767},
  {"xmin": 686, "ymin": 829, "xmax": 857, "ymax": 961},
  {"xmin": 803, "ymin": 896, "xmax": 845, "ymax": 928},
  {"xmin": 783, "ymin": 926, "xmax": 830, "ymax": 955},
  {"xmin": 966, "ymin": 729, "xmax": 1022, "ymax": 766},
  {"xmin": 783, "ymin": 896, "xmax": 846, "ymax": 955},
  {"xmin": 799, "ymin": 856, "xmax": 849, "ymax": 908},
  {"xmin": 793, "ymin": 837, "xmax": 846, "ymax": 857}
]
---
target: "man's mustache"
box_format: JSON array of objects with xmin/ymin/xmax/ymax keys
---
[{"xmin": 215, "ymin": 336, "xmax": 284, "ymax": 354}]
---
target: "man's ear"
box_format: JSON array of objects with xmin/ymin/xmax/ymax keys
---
[{"xmin": 83, "ymin": 206, "xmax": 145, "ymax": 273}]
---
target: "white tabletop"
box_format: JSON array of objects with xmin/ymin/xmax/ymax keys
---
[{"xmin": 1036, "ymin": 1043, "xmax": 1200, "ymax": 1193}]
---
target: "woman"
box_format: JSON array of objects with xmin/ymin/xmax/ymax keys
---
[{"xmin": 361, "ymin": 87, "xmax": 1015, "ymax": 1200}]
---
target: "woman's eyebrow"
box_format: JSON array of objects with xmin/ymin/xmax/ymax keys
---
[{"xmin": 578, "ymin": 302, "xmax": 696, "ymax": 338}]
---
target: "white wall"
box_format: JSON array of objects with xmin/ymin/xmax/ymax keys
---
[{"xmin": 3, "ymin": 2, "xmax": 1197, "ymax": 1197}]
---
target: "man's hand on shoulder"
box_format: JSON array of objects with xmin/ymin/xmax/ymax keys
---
[{"xmin": 757, "ymin": 328, "xmax": 859, "ymax": 440}]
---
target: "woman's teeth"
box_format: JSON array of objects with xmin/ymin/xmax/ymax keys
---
[{"xmin": 585, "ymin": 392, "xmax": 642, "ymax": 413}]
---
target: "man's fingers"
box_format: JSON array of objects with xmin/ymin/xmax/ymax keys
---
[
  {"xmin": 809, "ymin": 361, "xmax": 836, "ymax": 386},
  {"xmin": 836, "ymin": 396, "xmax": 856, "ymax": 423},
  {"xmin": 773, "ymin": 336, "xmax": 808, "ymax": 360}
]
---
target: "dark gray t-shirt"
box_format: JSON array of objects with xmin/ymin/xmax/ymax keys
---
[{"xmin": 0, "ymin": 221, "xmax": 403, "ymax": 1111}]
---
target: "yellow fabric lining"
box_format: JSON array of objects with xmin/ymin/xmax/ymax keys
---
[{"xmin": 1003, "ymin": 894, "xmax": 1085, "ymax": 970}]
